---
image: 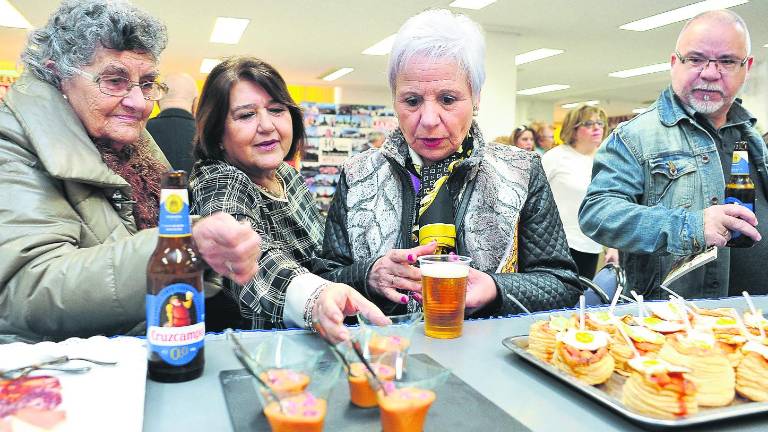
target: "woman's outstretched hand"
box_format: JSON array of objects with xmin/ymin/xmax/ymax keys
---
[{"xmin": 367, "ymin": 242, "xmax": 437, "ymax": 305}]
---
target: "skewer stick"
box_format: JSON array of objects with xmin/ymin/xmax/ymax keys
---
[
  {"xmin": 579, "ymin": 295, "xmax": 585, "ymax": 331},
  {"xmin": 612, "ymin": 317, "xmax": 640, "ymax": 359},
  {"xmin": 742, "ymin": 291, "xmax": 766, "ymax": 339},
  {"xmin": 630, "ymin": 291, "xmax": 646, "ymax": 318},
  {"xmin": 608, "ymin": 285, "xmax": 623, "ymax": 317},
  {"xmin": 675, "ymin": 297, "xmax": 693, "ymax": 334}
]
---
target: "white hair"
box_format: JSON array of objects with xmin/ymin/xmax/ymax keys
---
[{"xmin": 387, "ymin": 9, "xmax": 485, "ymax": 103}]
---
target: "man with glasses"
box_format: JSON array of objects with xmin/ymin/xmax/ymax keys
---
[{"xmin": 579, "ymin": 10, "xmax": 766, "ymax": 299}]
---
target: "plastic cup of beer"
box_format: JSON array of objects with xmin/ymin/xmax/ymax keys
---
[{"xmin": 417, "ymin": 255, "xmax": 472, "ymax": 339}]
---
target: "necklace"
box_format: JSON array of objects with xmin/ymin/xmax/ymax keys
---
[{"xmin": 255, "ymin": 175, "xmax": 285, "ymax": 199}]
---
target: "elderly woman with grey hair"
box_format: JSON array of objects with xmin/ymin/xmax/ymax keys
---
[
  {"xmin": 0, "ymin": 0, "xmax": 261, "ymax": 341},
  {"xmin": 322, "ymin": 9, "xmax": 582, "ymax": 318}
]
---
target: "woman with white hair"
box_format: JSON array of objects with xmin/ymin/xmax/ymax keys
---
[{"xmin": 321, "ymin": 9, "xmax": 581, "ymax": 317}]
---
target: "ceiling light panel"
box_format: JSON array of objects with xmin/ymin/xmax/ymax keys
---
[
  {"xmin": 620, "ymin": 0, "xmax": 748, "ymax": 32},
  {"xmin": 517, "ymin": 84, "xmax": 570, "ymax": 96},
  {"xmin": 209, "ymin": 17, "xmax": 250, "ymax": 44},
  {"xmin": 0, "ymin": 0, "xmax": 31, "ymax": 29},
  {"xmin": 561, "ymin": 100, "xmax": 599, "ymax": 109},
  {"xmin": 200, "ymin": 58, "xmax": 221, "ymax": 74},
  {"xmin": 322, "ymin": 68, "xmax": 354, "ymax": 81},
  {"xmin": 362, "ymin": 34, "xmax": 397, "ymax": 56},
  {"xmin": 449, "ymin": 0, "xmax": 497, "ymax": 10},
  {"xmin": 515, "ymin": 48, "xmax": 564, "ymax": 66},
  {"xmin": 609, "ymin": 62, "xmax": 670, "ymax": 78}
]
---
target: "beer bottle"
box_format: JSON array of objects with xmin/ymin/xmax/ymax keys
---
[
  {"xmin": 419, "ymin": 223, "xmax": 457, "ymax": 255},
  {"xmin": 146, "ymin": 171, "xmax": 205, "ymax": 382},
  {"xmin": 724, "ymin": 141, "xmax": 756, "ymax": 248}
]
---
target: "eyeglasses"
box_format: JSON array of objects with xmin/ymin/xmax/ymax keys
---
[
  {"xmin": 576, "ymin": 120, "xmax": 605, "ymax": 129},
  {"xmin": 674, "ymin": 51, "xmax": 749, "ymax": 73},
  {"xmin": 71, "ymin": 68, "xmax": 168, "ymax": 101}
]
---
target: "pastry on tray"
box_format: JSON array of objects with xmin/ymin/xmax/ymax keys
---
[
  {"xmin": 621, "ymin": 357, "xmax": 698, "ymax": 419},
  {"xmin": 528, "ymin": 315, "xmax": 573, "ymax": 363},
  {"xmin": 735, "ymin": 340, "xmax": 768, "ymax": 402},
  {"xmin": 658, "ymin": 331, "xmax": 735, "ymax": 407},
  {"xmin": 551, "ymin": 329, "xmax": 614, "ymax": 385}
]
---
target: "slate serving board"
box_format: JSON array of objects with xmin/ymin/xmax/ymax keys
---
[{"xmin": 219, "ymin": 353, "xmax": 529, "ymax": 431}]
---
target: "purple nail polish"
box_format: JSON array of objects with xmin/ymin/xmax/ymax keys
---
[
  {"xmin": 400, "ymin": 295, "xmax": 408, "ymax": 304},
  {"xmin": 414, "ymin": 294, "xmax": 423, "ymax": 303},
  {"xmin": 407, "ymin": 254, "xmax": 414, "ymax": 262}
]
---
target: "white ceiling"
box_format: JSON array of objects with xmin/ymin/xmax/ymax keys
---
[{"xmin": 2, "ymin": 0, "xmax": 767, "ymax": 117}]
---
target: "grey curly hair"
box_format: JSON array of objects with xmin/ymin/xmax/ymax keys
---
[{"xmin": 21, "ymin": 0, "xmax": 167, "ymax": 88}]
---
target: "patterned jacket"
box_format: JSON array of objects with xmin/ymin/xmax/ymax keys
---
[
  {"xmin": 321, "ymin": 123, "xmax": 582, "ymax": 316},
  {"xmin": 190, "ymin": 160, "xmax": 331, "ymax": 329}
]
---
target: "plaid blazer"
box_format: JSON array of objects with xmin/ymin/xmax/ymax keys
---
[{"xmin": 190, "ymin": 159, "xmax": 329, "ymax": 329}]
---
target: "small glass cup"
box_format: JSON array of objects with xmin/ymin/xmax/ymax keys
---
[
  {"xmin": 417, "ymin": 255, "xmax": 472, "ymax": 339},
  {"xmin": 252, "ymin": 336, "xmax": 341, "ymax": 432},
  {"xmin": 356, "ymin": 312, "xmax": 422, "ymax": 357},
  {"xmin": 332, "ymin": 343, "xmax": 398, "ymax": 409},
  {"xmin": 372, "ymin": 352, "xmax": 451, "ymax": 432}
]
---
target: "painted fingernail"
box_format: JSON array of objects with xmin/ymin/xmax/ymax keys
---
[
  {"xmin": 400, "ymin": 295, "xmax": 408, "ymax": 304},
  {"xmin": 414, "ymin": 294, "xmax": 423, "ymax": 303},
  {"xmin": 407, "ymin": 254, "xmax": 414, "ymax": 262}
]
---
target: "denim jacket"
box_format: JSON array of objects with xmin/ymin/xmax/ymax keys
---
[{"xmin": 579, "ymin": 86, "xmax": 768, "ymax": 299}]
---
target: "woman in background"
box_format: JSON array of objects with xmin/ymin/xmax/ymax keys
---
[
  {"xmin": 542, "ymin": 105, "xmax": 618, "ymax": 279},
  {"xmin": 511, "ymin": 125, "xmax": 536, "ymax": 151},
  {"xmin": 530, "ymin": 121, "xmax": 556, "ymax": 154}
]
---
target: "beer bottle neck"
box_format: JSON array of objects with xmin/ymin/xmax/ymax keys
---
[{"xmin": 158, "ymin": 188, "xmax": 192, "ymax": 237}]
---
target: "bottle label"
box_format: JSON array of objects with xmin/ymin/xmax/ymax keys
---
[
  {"xmin": 159, "ymin": 189, "xmax": 191, "ymax": 237},
  {"xmin": 731, "ymin": 151, "xmax": 749, "ymax": 176},
  {"xmin": 723, "ymin": 196, "xmax": 754, "ymax": 239},
  {"xmin": 146, "ymin": 283, "xmax": 205, "ymax": 366}
]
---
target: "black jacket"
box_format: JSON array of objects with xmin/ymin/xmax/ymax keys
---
[
  {"xmin": 146, "ymin": 108, "xmax": 196, "ymax": 173},
  {"xmin": 320, "ymin": 128, "xmax": 582, "ymax": 317}
]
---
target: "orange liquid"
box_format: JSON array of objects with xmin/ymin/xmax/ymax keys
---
[
  {"xmin": 347, "ymin": 362, "xmax": 396, "ymax": 408},
  {"xmin": 422, "ymin": 274, "xmax": 467, "ymax": 339},
  {"xmin": 377, "ymin": 387, "xmax": 436, "ymax": 432},
  {"xmin": 263, "ymin": 393, "xmax": 326, "ymax": 432},
  {"xmin": 368, "ymin": 335, "xmax": 411, "ymax": 356},
  {"xmin": 258, "ymin": 369, "xmax": 310, "ymax": 398}
]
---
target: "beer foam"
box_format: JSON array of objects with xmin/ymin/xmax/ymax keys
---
[{"xmin": 420, "ymin": 262, "xmax": 470, "ymax": 278}]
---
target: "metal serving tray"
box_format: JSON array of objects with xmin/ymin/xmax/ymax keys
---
[{"xmin": 502, "ymin": 335, "xmax": 768, "ymax": 429}]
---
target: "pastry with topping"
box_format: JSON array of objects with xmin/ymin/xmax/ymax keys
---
[
  {"xmin": 621, "ymin": 357, "xmax": 698, "ymax": 419},
  {"xmin": 551, "ymin": 329, "xmax": 614, "ymax": 385}
]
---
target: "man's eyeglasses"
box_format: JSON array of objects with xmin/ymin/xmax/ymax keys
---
[
  {"xmin": 72, "ymin": 68, "xmax": 168, "ymax": 101},
  {"xmin": 576, "ymin": 120, "xmax": 605, "ymax": 129},
  {"xmin": 675, "ymin": 51, "xmax": 749, "ymax": 73}
]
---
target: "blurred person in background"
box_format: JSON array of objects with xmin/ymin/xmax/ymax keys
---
[
  {"xmin": 530, "ymin": 121, "xmax": 556, "ymax": 154},
  {"xmin": 511, "ymin": 125, "xmax": 536, "ymax": 152},
  {"xmin": 146, "ymin": 72, "xmax": 198, "ymax": 173},
  {"xmin": 0, "ymin": 0, "xmax": 261, "ymax": 341},
  {"xmin": 321, "ymin": 9, "xmax": 581, "ymax": 317},
  {"xmin": 542, "ymin": 105, "xmax": 618, "ymax": 279}
]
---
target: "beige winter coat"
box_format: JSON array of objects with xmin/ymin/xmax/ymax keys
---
[{"xmin": 0, "ymin": 73, "xmax": 169, "ymax": 341}]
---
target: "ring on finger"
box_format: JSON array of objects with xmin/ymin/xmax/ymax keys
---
[
  {"xmin": 225, "ymin": 260, "xmax": 235, "ymax": 275},
  {"xmin": 390, "ymin": 274, "xmax": 397, "ymax": 287}
]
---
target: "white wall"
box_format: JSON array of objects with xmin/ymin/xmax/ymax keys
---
[
  {"xmin": 515, "ymin": 99, "xmax": 554, "ymax": 127},
  {"xmin": 475, "ymin": 32, "xmax": 517, "ymax": 141},
  {"xmin": 740, "ymin": 58, "xmax": 768, "ymax": 134}
]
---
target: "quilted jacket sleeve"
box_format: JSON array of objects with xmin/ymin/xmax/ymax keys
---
[
  {"xmin": 319, "ymin": 171, "xmax": 401, "ymax": 312},
  {"xmin": 489, "ymin": 157, "xmax": 583, "ymax": 315}
]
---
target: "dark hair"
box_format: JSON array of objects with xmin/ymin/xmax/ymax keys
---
[
  {"xmin": 22, "ymin": 0, "xmax": 166, "ymax": 88},
  {"xmin": 511, "ymin": 125, "xmax": 536, "ymax": 147},
  {"xmin": 193, "ymin": 56, "xmax": 304, "ymax": 162}
]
